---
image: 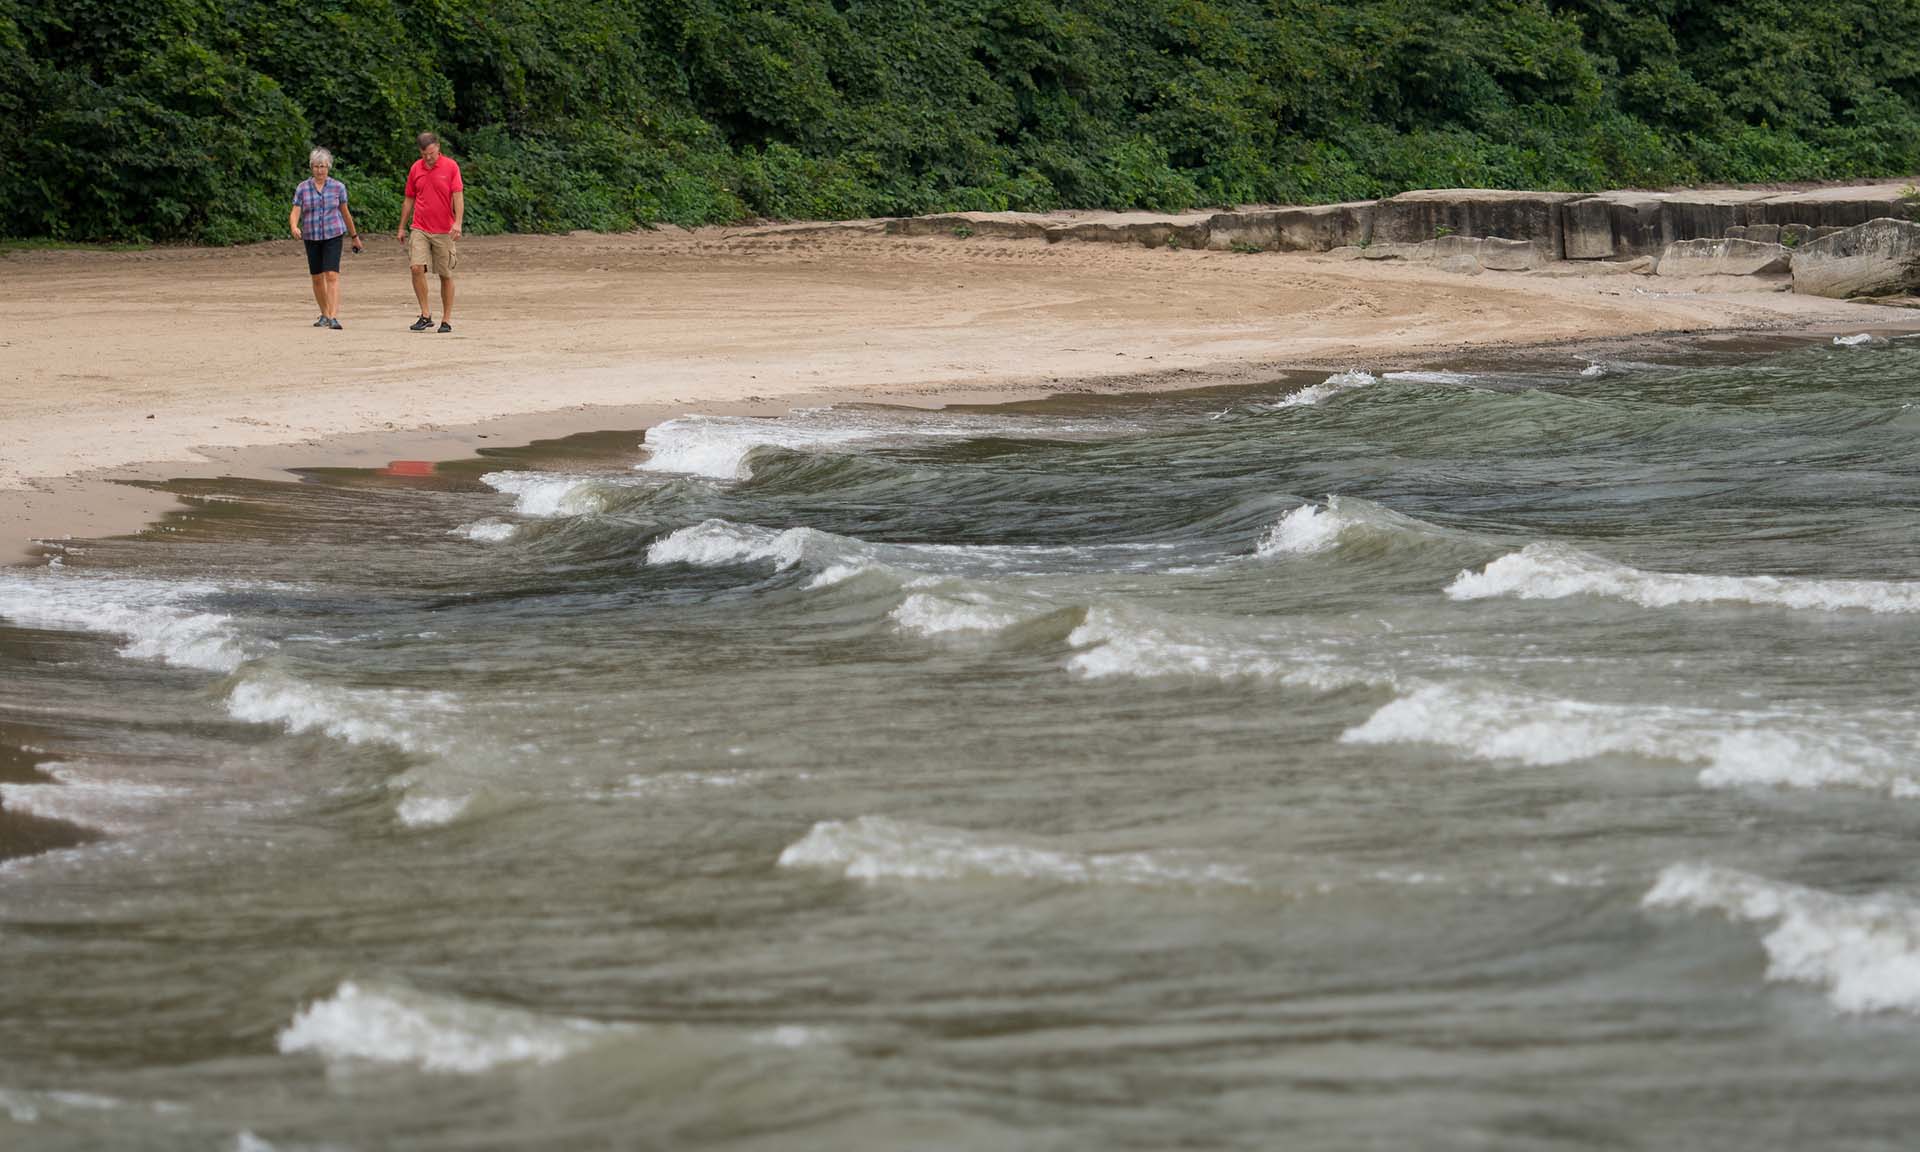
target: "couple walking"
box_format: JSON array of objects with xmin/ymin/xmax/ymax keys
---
[{"xmin": 287, "ymin": 132, "xmax": 463, "ymax": 332}]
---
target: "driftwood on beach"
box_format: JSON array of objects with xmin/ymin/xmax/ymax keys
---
[{"xmin": 879, "ymin": 182, "xmax": 1920, "ymax": 301}]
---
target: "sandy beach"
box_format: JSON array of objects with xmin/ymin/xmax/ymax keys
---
[{"xmin": 1, "ymin": 221, "xmax": 1910, "ymax": 561}]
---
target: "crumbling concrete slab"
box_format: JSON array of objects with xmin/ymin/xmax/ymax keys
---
[
  {"xmin": 1791, "ymin": 217, "xmax": 1920, "ymax": 298},
  {"xmin": 1657, "ymin": 237, "xmax": 1793, "ymax": 277},
  {"xmin": 1204, "ymin": 202, "xmax": 1373, "ymax": 252},
  {"xmin": 1370, "ymin": 189, "xmax": 1586, "ymax": 258}
]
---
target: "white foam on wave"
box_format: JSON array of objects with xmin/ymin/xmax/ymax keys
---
[
  {"xmin": 1255, "ymin": 495, "xmax": 1454, "ymax": 558},
  {"xmin": 226, "ymin": 675, "xmax": 453, "ymax": 755},
  {"xmin": 479, "ymin": 471, "xmax": 610, "ymax": 518},
  {"xmin": 1580, "ymin": 363, "xmax": 1607, "ymax": 378},
  {"xmin": 637, "ymin": 415, "xmax": 890, "ymax": 481},
  {"xmin": 778, "ymin": 816, "xmax": 1251, "ymax": 888},
  {"xmin": 1276, "ymin": 370, "xmax": 1376, "ymax": 408},
  {"xmin": 1448, "ymin": 542, "xmax": 1920, "ymax": 613},
  {"xmin": 1383, "ymin": 370, "xmax": 1476, "ymax": 385},
  {"xmin": 394, "ymin": 793, "xmax": 472, "ymax": 828},
  {"xmin": 1343, "ymin": 682, "xmax": 1920, "ymax": 795},
  {"xmin": 1066, "ymin": 605, "xmax": 1369, "ymax": 689},
  {"xmin": 448, "ymin": 519, "xmax": 516, "ymax": 543},
  {"xmin": 277, "ymin": 981, "xmax": 619, "ymax": 1073},
  {"xmin": 0, "ymin": 571, "xmax": 251, "ymax": 672},
  {"xmin": 0, "ymin": 762, "xmax": 186, "ymax": 835},
  {"xmin": 889, "ymin": 591, "xmax": 1035, "ymax": 638},
  {"xmin": 645, "ymin": 519, "xmax": 837, "ymax": 571},
  {"xmin": 1833, "ymin": 333, "xmax": 1876, "ymax": 347},
  {"xmin": 1645, "ymin": 863, "xmax": 1920, "ymax": 1014}
]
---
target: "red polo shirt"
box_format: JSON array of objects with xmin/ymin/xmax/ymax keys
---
[{"xmin": 404, "ymin": 156, "xmax": 463, "ymax": 233}]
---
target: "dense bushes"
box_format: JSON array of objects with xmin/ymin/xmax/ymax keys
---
[{"xmin": 4, "ymin": 0, "xmax": 1919, "ymax": 243}]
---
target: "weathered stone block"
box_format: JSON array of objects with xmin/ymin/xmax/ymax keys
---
[
  {"xmin": 1781, "ymin": 224, "xmax": 1813, "ymax": 247},
  {"xmin": 1371, "ymin": 189, "xmax": 1584, "ymax": 258},
  {"xmin": 1747, "ymin": 185, "xmax": 1910, "ymax": 230},
  {"xmin": 1744, "ymin": 224, "xmax": 1780, "ymax": 245},
  {"xmin": 1044, "ymin": 213, "xmax": 1212, "ymax": 248},
  {"xmin": 884, "ymin": 213, "xmax": 1053, "ymax": 240},
  {"xmin": 1204, "ymin": 202, "xmax": 1373, "ymax": 252},
  {"xmin": 1656, "ymin": 238, "xmax": 1793, "ymax": 277},
  {"xmin": 1658, "ymin": 192, "xmax": 1771, "ymax": 246},
  {"xmin": 1562, "ymin": 198, "xmax": 1615, "ymax": 259},
  {"xmin": 1791, "ymin": 217, "xmax": 1920, "ymax": 298},
  {"xmin": 1724, "ymin": 225, "xmax": 1750, "ymax": 240}
]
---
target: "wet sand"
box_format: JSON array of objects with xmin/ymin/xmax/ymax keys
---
[{"xmin": 3, "ymin": 223, "xmax": 1912, "ymax": 562}]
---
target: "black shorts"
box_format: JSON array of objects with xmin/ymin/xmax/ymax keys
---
[{"xmin": 304, "ymin": 234, "xmax": 344, "ymax": 275}]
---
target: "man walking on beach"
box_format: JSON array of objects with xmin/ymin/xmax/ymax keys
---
[{"xmin": 395, "ymin": 131, "xmax": 463, "ymax": 333}]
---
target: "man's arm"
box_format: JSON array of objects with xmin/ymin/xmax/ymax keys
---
[
  {"xmin": 450, "ymin": 190, "xmax": 464, "ymax": 239},
  {"xmin": 396, "ymin": 195, "xmax": 416, "ymax": 242}
]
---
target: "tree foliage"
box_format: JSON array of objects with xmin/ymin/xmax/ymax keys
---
[{"xmin": 4, "ymin": 0, "xmax": 1919, "ymax": 242}]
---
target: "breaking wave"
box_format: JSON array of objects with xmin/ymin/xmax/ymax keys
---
[
  {"xmin": 1343, "ymin": 682, "xmax": 1920, "ymax": 795},
  {"xmin": 1065, "ymin": 604, "xmax": 1375, "ymax": 688},
  {"xmin": 1254, "ymin": 495, "xmax": 1460, "ymax": 558},
  {"xmin": 1276, "ymin": 370, "xmax": 1376, "ymax": 408},
  {"xmin": 1644, "ymin": 863, "xmax": 1920, "ymax": 1014},
  {"xmin": 0, "ymin": 571, "xmax": 252, "ymax": 672},
  {"xmin": 225, "ymin": 674, "xmax": 454, "ymax": 756},
  {"xmin": 0, "ymin": 762, "xmax": 185, "ymax": 835},
  {"xmin": 479, "ymin": 471, "xmax": 616, "ymax": 518},
  {"xmin": 449, "ymin": 519, "xmax": 517, "ymax": 543},
  {"xmin": 277, "ymin": 981, "xmax": 621, "ymax": 1073},
  {"xmin": 778, "ymin": 816, "xmax": 1251, "ymax": 888},
  {"xmin": 1448, "ymin": 542, "xmax": 1920, "ymax": 613}
]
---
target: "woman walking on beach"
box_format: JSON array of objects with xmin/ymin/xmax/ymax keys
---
[{"xmin": 289, "ymin": 148, "xmax": 363, "ymax": 329}]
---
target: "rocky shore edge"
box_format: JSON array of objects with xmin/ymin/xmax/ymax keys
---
[{"xmin": 870, "ymin": 182, "xmax": 1920, "ymax": 302}]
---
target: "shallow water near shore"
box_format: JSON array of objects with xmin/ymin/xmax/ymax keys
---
[{"xmin": 5, "ymin": 337, "xmax": 1920, "ymax": 1149}]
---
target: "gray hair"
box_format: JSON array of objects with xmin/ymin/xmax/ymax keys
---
[
  {"xmin": 308, "ymin": 147, "xmax": 334, "ymax": 168},
  {"xmin": 416, "ymin": 131, "xmax": 439, "ymax": 148}
]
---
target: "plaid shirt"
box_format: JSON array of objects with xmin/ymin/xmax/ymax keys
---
[{"xmin": 292, "ymin": 178, "xmax": 349, "ymax": 241}]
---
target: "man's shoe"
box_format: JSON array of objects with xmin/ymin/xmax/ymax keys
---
[
  {"xmin": 409, "ymin": 315, "xmax": 434, "ymax": 332},
  {"xmin": 313, "ymin": 316, "xmax": 329, "ymax": 327},
  {"xmin": 329, "ymin": 318, "xmax": 344, "ymax": 330},
  {"xmin": 438, "ymin": 322, "xmax": 452, "ymax": 334}
]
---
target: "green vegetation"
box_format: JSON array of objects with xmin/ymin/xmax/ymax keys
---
[{"xmin": 5, "ymin": 0, "xmax": 1920, "ymax": 244}]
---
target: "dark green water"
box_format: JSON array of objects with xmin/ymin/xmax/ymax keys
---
[{"xmin": 5, "ymin": 338, "xmax": 1920, "ymax": 1150}]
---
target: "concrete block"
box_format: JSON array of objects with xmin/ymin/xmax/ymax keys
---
[
  {"xmin": 1656, "ymin": 237, "xmax": 1793, "ymax": 277},
  {"xmin": 1791, "ymin": 217, "xmax": 1920, "ymax": 298}
]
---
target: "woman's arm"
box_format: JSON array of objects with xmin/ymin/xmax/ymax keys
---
[
  {"xmin": 289, "ymin": 203, "xmax": 302, "ymax": 240},
  {"xmin": 340, "ymin": 201, "xmax": 363, "ymax": 252}
]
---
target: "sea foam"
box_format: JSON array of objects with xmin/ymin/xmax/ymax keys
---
[
  {"xmin": 277, "ymin": 981, "xmax": 619, "ymax": 1073},
  {"xmin": 448, "ymin": 520, "xmax": 517, "ymax": 543},
  {"xmin": 644, "ymin": 519, "xmax": 840, "ymax": 571},
  {"xmin": 0, "ymin": 571, "xmax": 250, "ymax": 672},
  {"xmin": 1276, "ymin": 370, "xmax": 1376, "ymax": 408},
  {"xmin": 637, "ymin": 415, "xmax": 892, "ymax": 481},
  {"xmin": 778, "ymin": 816, "xmax": 1250, "ymax": 888},
  {"xmin": 0, "ymin": 762, "xmax": 185, "ymax": 835},
  {"xmin": 1255, "ymin": 495, "xmax": 1456, "ymax": 558},
  {"xmin": 479, "ymin": 472, "xmax": 612, "ymax": 518},
  {"xmin": 1644, "ymin": 863, "xmax": 1920, "ymax": 1013},
  {"xmin": 1066, "ymin": 604, "xmax": 1368, "ymax": 689},
  {"xmin": 889, "ymin": 591, "xmax": 1036, "ymax": 638},
  {"xmin": 226, "ymin": 675, "xmax": 453, "ymax": 755},
  {"xmin": 1448, "ymin": 542, "xmax": 1920, "ymax": 613},
  {"xmin": 1343, "ymin": 682, "xmax": 1920, "ymax": 795}
]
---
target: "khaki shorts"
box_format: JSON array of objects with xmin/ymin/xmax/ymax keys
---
[{"xmin": 407, "ymin": 229, "xmax": 458, "ymax": 277}]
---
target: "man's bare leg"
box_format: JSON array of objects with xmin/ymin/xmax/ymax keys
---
[
  {"xmin": 310, "ymin": 273, "xmax": 327, "ymax": 317},
  {"xmin": 411, "ymin": 265, "xmax": 431, "ymax": 318},
  {"xmin": 438, "ymin": 277, "xmax": 455, "ymax": 326}
]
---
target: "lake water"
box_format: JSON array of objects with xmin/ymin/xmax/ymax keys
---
[{"xmin": 5, "ymin": 337, "xmax": 1920, "ymax": 1149}]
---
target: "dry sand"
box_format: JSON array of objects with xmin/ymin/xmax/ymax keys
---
[{"xmin": 1, "ymin": 222, "xmax": 1911, "ymax": 561}]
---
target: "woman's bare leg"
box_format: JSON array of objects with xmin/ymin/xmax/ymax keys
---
[{"xmin": 310, "ymin": 273, "xmax": 327, "ymax": 317}]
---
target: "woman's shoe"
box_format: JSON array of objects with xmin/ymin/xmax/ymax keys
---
[
  {"xmin": 438, "ymin": 322, "xmax": 452, "ymax": 333},
  {"xmin": 409, "ymin": 315, "xmax": 434, "ymax": 331},
  {"xmin": 313, "ymin": 316, "xmax": 329, "ymax": 327},
  {"xmin": 329, "ymin": 318, "xmax": 344, "ymax": 330}
]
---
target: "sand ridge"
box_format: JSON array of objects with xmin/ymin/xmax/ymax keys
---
[{"xmin": 0, "ymin": 222, "xmax": 1910, "ymax": 560}]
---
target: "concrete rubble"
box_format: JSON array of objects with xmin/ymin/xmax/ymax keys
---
[{"xmin": 880, "ymin": 181, "xmax": 1920, "ymax": 299}]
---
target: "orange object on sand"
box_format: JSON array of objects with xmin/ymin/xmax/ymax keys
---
[{"xmin": 380, "ymin": 460, "xmax": 436, "ymax": 477}]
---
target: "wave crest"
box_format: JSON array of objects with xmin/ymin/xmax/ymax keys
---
[
  {"xmin": 0, "ymin": 571, "xmax": 251, "ymax": 672},
  {"xmin": 1343, "ymin": 682, "xmax": 1920, "ymax": 795},
  {"xmin": 277, "ymin": 981, "xmax": 618, "ymax": 1072},
  {"xmin": 778, "ymin": 816, "xmax": 1250, "ymax": 887},
  {"xmin": 1645, "ymin": 864, "xmax": 1920, "ymax": 1014},
  {"xmin": 1448, "ymin": 542, "xmax": 1920, "ymax": 613}
]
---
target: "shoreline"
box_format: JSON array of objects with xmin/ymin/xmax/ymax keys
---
[{"xmin": 7, "ymin": 227, "xmax": 1917, "ymax": 563}]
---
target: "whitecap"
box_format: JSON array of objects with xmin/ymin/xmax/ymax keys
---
[
  {"xmin": 1254, "ymin": 495, "xmax": 1456, "ymax": 558},
  {"xmin": 1448, "ymin": 542, "xmax": 1920, "ymax": 613},
  {"xmin": 1579, "ymin": 363, "xmax": 1607, "ymax": 378},
  {"xmin": 637, "ymin": 415, "xmax": 893, "ymax": 481},
  {"xmin": 0, "ymin": 571, "xmax": 251, "ymax": 672},
  {"xmin": 1275, "ymin": 370, "xmax": 1376, "ymax": 408},
  {"xmin": 226, "ymin": 675, "xmax": 454, "ymax": 755},
  {"xmin": 1833, "ymin": 333, "xmax": 1876, "ymax": 347},
  {"xmin": 479, "ymin": 471, "xmax": 608, "ymax": 518},
  {"xmin": 1343, "ymin": 682, "xmax": 1920, "ymax": 796},
  {"xmin": 448, "ymin": 520, "xmax": 516, "ymax": 543},
  {"xmin": 0, "ymin": 762, "xmax": 186, "ymax": 835},
  {"xmin": 1644, "ymin": 863, "xmax": 1920, "ymax": 1014},
  {"xmin": 644, "ymin": 519, "xmax": 838, "ymax": 571},
  {"xmin": 395, "ymin": 793, "xmax": 471, "ymax": 828},
  {"xmin": 889, "ymin": 591, "xmax": 1035, "ymax": 638},
  {"xmin": 1066, "ymin": 604, "xmax": 1369, "ymax": 689},
  {"xmin": 277, "ymin": 981, "xmax": 620, "ymax": 1073},
  {"xmin": 1382, "ymin": 370, "xmax": 1476, "ymax": 385},
  {"xmin": 778, "ymin": 816, "xmax": 1251, "ymax": 887}
]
